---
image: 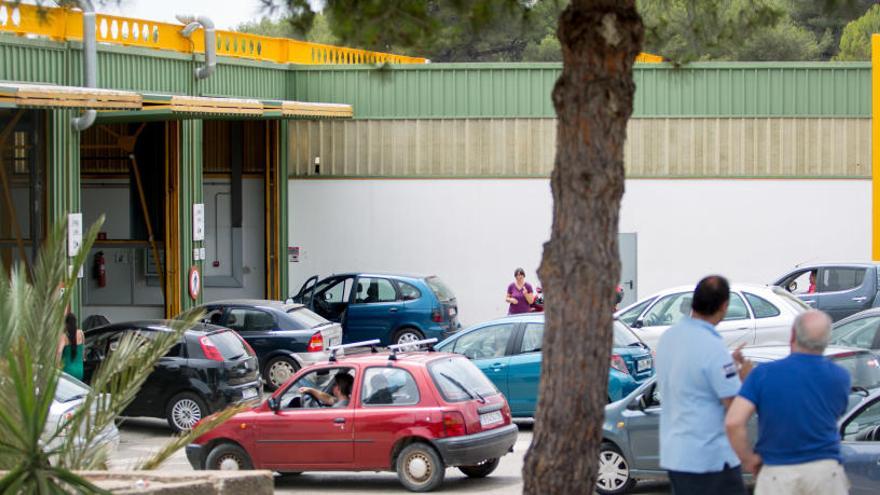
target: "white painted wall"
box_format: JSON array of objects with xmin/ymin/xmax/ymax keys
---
[
  {"xmin": 289, "ymin": 179, "xmax": 871, "ymax": 327},
  {"xmin": 202, "ymin": 179, "xmax": 266, "ymax": 302}
]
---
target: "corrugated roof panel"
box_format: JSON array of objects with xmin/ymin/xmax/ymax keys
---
[{"xmin": 289, "ymin": 63, "xmax": 871, "ymax": 119}]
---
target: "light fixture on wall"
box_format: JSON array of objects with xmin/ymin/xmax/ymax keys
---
[{"xmin": 314, "ymin": 156, "xmax": 321, "ymax": 175}]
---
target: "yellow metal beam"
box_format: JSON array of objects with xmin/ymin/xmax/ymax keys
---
[
  {"xmin": 873, "ymin": 34, "xmax": 880, "ymax": 260},
  {"xmin": 0, "ymin": 2, "xmax": 428, "ymax": 65}
]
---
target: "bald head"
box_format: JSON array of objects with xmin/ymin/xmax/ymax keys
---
[{"xmin": 792, "ymin": 310, "xmax": 832, "ymax": 354}]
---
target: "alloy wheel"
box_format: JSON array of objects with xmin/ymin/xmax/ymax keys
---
[
  {"xmin": 171, "ymin": 398, "xmax": 202, "ymax": 431},
  {"xmin": 397, "ymin": 332, "xmax": 421, "ymax": 346}
]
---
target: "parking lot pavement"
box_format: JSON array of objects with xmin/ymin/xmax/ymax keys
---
[{"xmin": 112, "ymin": 418, "xmax": 671, "ymax": 494}]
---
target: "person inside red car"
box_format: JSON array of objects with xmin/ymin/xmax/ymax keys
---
[{"xmin": 299, "ymin": 373, "xmax": 353, "ymax": 408}]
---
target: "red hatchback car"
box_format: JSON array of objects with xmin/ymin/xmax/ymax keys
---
[{"xmin": 185, "ymin": 340, "xmax": 519, "ymax": 492}]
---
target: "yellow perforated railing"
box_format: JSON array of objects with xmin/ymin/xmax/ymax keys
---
[{"xmin": 0, "ymin": 2, "xmax": 427, "ymax": 65}]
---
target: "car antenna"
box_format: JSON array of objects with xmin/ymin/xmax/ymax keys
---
[
  {"xmin": 386, "ymin": 338, "xmax": 438, "ymax": 361},
  {"xmin": 328, "ymin": 339, "xmax": 381, "ymax": 362}
]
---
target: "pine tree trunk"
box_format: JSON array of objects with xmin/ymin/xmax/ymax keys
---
[{"xmin": 522, "ymin": 1, "xmax": 642, "ymax": 493}]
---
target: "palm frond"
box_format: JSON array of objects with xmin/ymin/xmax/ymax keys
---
[{"xmin": 135, "ymin": 402, "xmax": 251, "ymax": 471}]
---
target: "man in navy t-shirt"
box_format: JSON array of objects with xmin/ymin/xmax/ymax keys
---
[{"xmin": 724, "ymin": 310, "xmax": 851, "ymax": 495}]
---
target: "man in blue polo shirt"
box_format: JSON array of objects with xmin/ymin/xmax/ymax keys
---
[
  {"xmin": 656, "ymin": 275, "xmax": 752, "ymax": 494},
  {"xmin": 725, "ymin": 310, "xmax": 850, "ymax": 495}
]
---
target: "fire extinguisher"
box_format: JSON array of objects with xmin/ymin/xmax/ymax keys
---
[{"xmin": 93, "ymin": 251, "xmax": 106, "ymax": 288}]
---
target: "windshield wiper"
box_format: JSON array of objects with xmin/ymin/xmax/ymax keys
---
[
  {"xmin": 440, "ymin": 372, "xmax": 485, "ymax": 403},
  {"xmin": 62, "ymin": 394, "xmax": 87, "ymax": 403}
]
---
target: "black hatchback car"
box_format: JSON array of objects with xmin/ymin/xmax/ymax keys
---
[{"xmin": 83, "ymin": 321, "xmax": 262, "ymax": 432}]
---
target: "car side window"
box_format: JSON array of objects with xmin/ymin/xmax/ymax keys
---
[
  {"xmin": 781, "ymin": 270, "xmax": 814, "ymax": 295},
  {"xmin": 618, "ymin": 298, "xmax": 654, "ymax": 326},
  {"xmin": 361, "ymin": 367, "xmax": 420, "ymax": 406},
  {"xmin": 744, "ymin": 293, "xmax": 781, "ymax": 319},
  {"xmin": 397, "ymin": 282, "xmax": 422, "ymax": 302},
  {"xmin": 201, "ymin": 306, "xmax": 224, "ymax": 326},
  {"xmin": 354, "ymin": 277, "xmax": 397, "ymax": 304},
  {"xmin": 723, "ymin": 293, "xmax": 750, "ymax": 321},
  {"xmin": 834, "ymin": 316, "xmax": 880, "ymax": 349},
  {"xmin": 280, "ymin": 367, "xmax": 356, "ymax": 410},
  {"xmin": 453, "ymin": 324, "xmax": 514, "ymax": 360},
  {"xmin": 520, "ymin": 323, "xmax": 543, "ymax": 353},
  {"xmin": 642, "ymin": 293, "xmax": 691, "ymax": 327},
  {"xmin": 317, "ymin": 277, "xmax": 353, "ymax": 304},
  {"xmin": 821, "ymin": 268, "xmax": 867, "ymax": 293},
  {"xmin": 226, "ymin": 308, "xmax": 275, "ymax": 332},
  {"xmin": 843, "ymin": 398, "xmax": 880, "ymax": 441}
]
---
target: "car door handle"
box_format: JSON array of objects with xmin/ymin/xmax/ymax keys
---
[
  {"xmin": 334, "ymin": 417, "xmax": 346, "ymax": 424},
  {"xmin": 852, "ymin": 296, "xmax": 869, "ymax": 302},
  {"xmin": 491, "ymin": 363, "xmax": 506, "ymax": 371},
  {"xmin": 389, "ymin": 308, "xmax": 398, "ymax": 313},
  {"xmin": 803, "ymin": 300, "xmax": 816, "ymax": 306}
]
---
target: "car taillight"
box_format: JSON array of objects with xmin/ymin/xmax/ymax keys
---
[
  {"xmin": 442, "ymin": 411, "xmax": 467, "ymax": 437},
  {"xmin": 610, "ymin": 354, "xmax": 630, "ymax": 375},
  {"xmin": 199, "ymin": 336, "xmax": 224, "ymax": 362},
  {"xmin": 432, "ymin": 308, "xmax": 444, "ymax": 323},
  {"xmin": 306, "ymin": 331, "xmax": 323, "ymax": 352}
]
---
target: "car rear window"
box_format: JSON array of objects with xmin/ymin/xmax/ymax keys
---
[
  {"xmin": 771, "ymin": 286, "xmax": 810, "ymax": 312},
  {"xmin": 285, "ymin": 306, "xmax": 330, "ymax": 329},
  {"xmin": 429, "ymin": 356, "xmax": 498, "ymax": 402},
  {"xmin": 832, "ymin": 352, "xmax": 880, "ymax": 390},
  {"xmin": 208, "ymin": 330, "xmax": 252, "ymax": 359},
  {"xmin": 425, "ymin": 276, "xmax": 455, "ymax": 302},
  {"xmin": 613, "ymin": 321, "xmax": 641, "ymax": 347}
]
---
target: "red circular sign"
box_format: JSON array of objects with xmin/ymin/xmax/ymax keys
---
[{"xmin": 188, "ymin": 266, "xmax": 201, "ymax": 300}]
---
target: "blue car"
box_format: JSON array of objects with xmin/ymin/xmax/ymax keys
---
[
  {"xmin": 435, "ymin": 314, "xmax": 654, "ymax": 417},
  {"xmin": 291, "ymin": 273, "xmax": 460, "ymax": 346}
]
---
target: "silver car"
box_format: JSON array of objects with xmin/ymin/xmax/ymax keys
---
[
  {"xmin": 44, "ymin": 373, "xmax": 120, "ymax": 459},
  {"xmin": 615, "ymin": 284, "xmax": 808, "ymax": 349},
  {"xmin": 598, "ymin": 346, "xmax": 880, "ymax": 494}
]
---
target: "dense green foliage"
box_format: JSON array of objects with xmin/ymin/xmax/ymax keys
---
[
  {"xmin": 836, "ymin": 4, "xmax": 880, "ymax": 61},
  {"xmin": 251, "ymin": 0, "xmax": 872, "ymax": 61}
]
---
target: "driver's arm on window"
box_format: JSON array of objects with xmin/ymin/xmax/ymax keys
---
[{"xmin": 299, "ymin": 386, "xmax": 336, "ymax": 406}]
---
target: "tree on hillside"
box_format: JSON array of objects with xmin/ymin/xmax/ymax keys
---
[
  {"xmin": 788, "ymin": 0, "xmax": 874, "ymax": 59},
  {"xmin": 835, "ymin": 4, "xmax": 880, "ymax": 61},
  {"xmin": 261, "ymin": 0, "xmax": 792, "ymax": 492},
  {"xmin": 236, "ymin": 14, "xmax": 341, "ymax": 46}
]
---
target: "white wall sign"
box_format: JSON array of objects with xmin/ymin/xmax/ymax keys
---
[
  {"xmin": 192, "ymin": 203, "xmax": 205, "ymax": 241},
  {"xmin": 67, "ymin": 213, "xmax": 82, "ymax": 257}
]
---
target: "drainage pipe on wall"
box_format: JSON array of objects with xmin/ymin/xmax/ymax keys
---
[
  {"xmin": 71, "ymin": 0, "xmax": 97, "ymax": 131},
  {"xmin": 175, "ymin": 14, "xmax": 216, "ymax": 80}
]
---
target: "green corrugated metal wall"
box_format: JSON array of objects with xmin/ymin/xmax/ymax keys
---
[
  {"xmin": 1, "ymin": 35, "xmax": 872, "ymax": 118},
  {"xmin": 0, "ymin": 35, "xmax": 289, "ymax": 99},
  {"xmin": 290, "ymin": 62, "xmax": 872, "ymax": 119}
]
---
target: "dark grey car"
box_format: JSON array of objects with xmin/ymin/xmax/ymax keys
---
[
  {"xmin": 774, "ymin": 263, "xmax": 880, "ymax": 321},
  {"xmin": 599, "ymin": 345, "xmax": 880, "ymax": 495}
]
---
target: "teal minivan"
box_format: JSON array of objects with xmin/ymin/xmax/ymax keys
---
[{"xmin": 435, "ymin": 314, "xmax": 654, "ymax": 417}]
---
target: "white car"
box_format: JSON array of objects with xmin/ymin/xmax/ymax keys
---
[
  {"xmin": 44, "ymin": 373, "xmax": 120, "ymax": 458},
  {"xmin": 614, "ymin": 284, "xmax": 808, "ymax": 349}
]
